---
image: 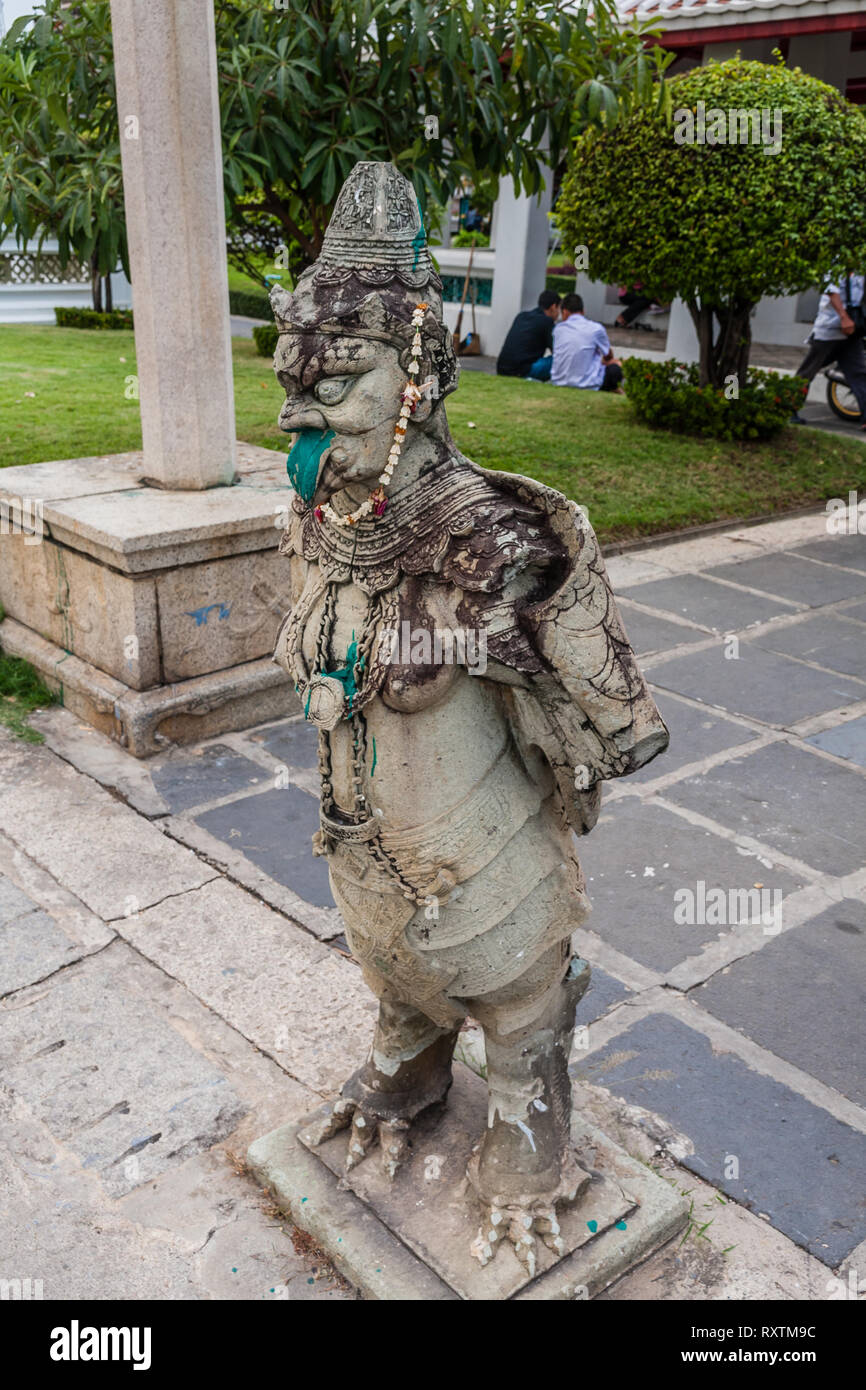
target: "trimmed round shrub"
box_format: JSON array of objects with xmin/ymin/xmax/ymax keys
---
[
  {"xmin": 253, "ymin": 322, "xmax": 279, "ymax": 357},
  {"xmin": 623, "ymin": 358, "xmax": 808, "ymax": 440},
  {"xmin": 557, "ymin": 59, "xmax": 866, "ymax": 392}
]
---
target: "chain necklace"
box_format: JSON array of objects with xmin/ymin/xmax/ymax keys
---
[{"xmin": 308, "ymin": 581, "xmax": 425, "ymax": 903}]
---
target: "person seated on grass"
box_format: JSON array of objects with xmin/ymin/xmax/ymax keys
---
[
  {"xmin": 791, "ymin": 272, "xmax": 866, "ymax": 430},
  {"xmin": 551, "ymin": 293, "xmax": 623, "ymax": 392},
  {"xmin": 496, "ymin": 289, "xmax": 561, "ymax": 381}
]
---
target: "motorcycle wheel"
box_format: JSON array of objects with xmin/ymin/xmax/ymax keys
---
[{"xmin": 827, "ymin": 378, "xmax": 863, "ymax": 422}]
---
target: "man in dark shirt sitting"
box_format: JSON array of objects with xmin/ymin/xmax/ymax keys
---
[{"xmin": 496, "ymin": 290, "xmax": 561, "ymax": 380}]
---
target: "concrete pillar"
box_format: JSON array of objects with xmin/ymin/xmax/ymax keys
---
[
  {"xmin": 487, "ymin": 170, "xmax": 553, "ymax": 357},
  {"xmin": 110, "ymin": 0, "xmax": 236, "ymax": 489}
]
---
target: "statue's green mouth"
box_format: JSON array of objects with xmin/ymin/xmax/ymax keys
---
[{"xmin": 286, "ymin": 428, "xmax": 335, "ymax": 504}]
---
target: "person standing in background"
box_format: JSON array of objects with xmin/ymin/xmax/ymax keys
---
[{"xmin": 792, "ymin": 273, "xmax": 866, "ymax": 429}]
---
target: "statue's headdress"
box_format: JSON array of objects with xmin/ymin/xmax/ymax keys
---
[{"xmin": 270, "ymin": 162, "xmax": 458, "ymax": 397}]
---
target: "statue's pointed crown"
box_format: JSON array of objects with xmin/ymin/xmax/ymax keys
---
[
  {"xmin": 320, "ymin": 161, "xmax": 433, "ymax": 275},
  {"xmin": 270, "ymin": 160, "xmax": 458, "ymax": 396}
]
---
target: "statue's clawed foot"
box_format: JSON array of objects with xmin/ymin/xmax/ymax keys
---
[
  {"xmin": 305, "ymin": 1008, "xmax": 460, "ymax": 1182},
  {"xmin": 304, "ymin": 1094, "xmax": 413, "ymax": 1179},
  {"xmin": 470, "ymin": 1202, "xmax": 564, "ymax": 1278},
  {"xmin": 467, "ymin": 1148, "xmax": 588, "ymax": 1278},
  {"xmin": 467, "ymin": 1123, "xmax": 589, "ymax": 1273}
]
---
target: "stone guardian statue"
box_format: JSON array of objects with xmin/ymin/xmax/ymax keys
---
[{"xmin": 270, "ymin": 162, "xmax": 668, "ymax": 1276}]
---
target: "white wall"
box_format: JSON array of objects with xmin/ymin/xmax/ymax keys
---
[{"xmin": 0, "ymin": 237, "xmax": 132, "ymax": 323}]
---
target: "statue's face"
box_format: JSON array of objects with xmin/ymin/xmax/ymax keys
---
[{"xmin": 274, "ymin": 334, "xmax": 408, "ymax": 504}]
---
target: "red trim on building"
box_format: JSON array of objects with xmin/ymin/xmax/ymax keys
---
[{"xmin": 658, "ymin": 12, "xmax": 866, "ymax": 49}]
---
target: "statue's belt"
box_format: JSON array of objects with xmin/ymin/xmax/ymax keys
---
[
  {"xmin": 319, "ymin": 808, "xmax": 382, "ymax": 845},
  {"xmin": 316, "ymin": 743, "xmax": 543, "ymax": 899}
]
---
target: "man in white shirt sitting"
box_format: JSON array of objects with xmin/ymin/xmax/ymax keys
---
[
  {"xmin": 551, "ymin": 293, "xmax": 623, "ymax": 392},
  {"xmin": 792, "ymin": 273, "xmax": 866, "ymax": 428}
]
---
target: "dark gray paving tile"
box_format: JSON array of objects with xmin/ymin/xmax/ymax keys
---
[
  {"xmin": 249, "ymin": 717, "xmax": 319, "ymax": 770},
  {"xmin": 574, "ymin": 964, "xmax": 632, "ymax": 1026},
  {"xmin": 752, "ymin": 613, "xmax": 866, "ymax": 681},
  {"xmin": 621, "ymin": 574, "xmax": 793, "ymax": 631},
  {"xmin": 647, "ymin": 642, "xmax": 863, "ymax": 725},
  {"xmin": 630, "ymin": 692, "xmax": 758, "ymax": 783},
  {"xmin": 573, "ymin": 1012, "xmax": 866, "ymax": 1263},
  {"xmin": 791, "ymin": 534, "xmax": 866, "ymax": 573},
  {"xmin": 578, "ymin": 799, "xmax": 803, "ymax": 973},
  {"xmin": 196, "ymin": 785, "xmax": 334, "ymax": 909},
  {"xmin": 841, "ymin": 599, "xmax": 866, "ymax": 624},
  {"xmin": 666, "ymin": 741, "xmax": 866, "ymax": 876},
  {"xmin": 618, "ymin": 605, "xmax": 705, "ymax": 657},
  {"xmin": 806, "ymin": 715, "xmax": 866, "ymax": 768},
  {"xmin": 150, "ymin": 743, "xmax": 266, "ymax": 813},
  {"xmin": 706, "ymin": 553, "xmax": 866, "ymax": 607},
  {"xmin": 695, "ymin": 899, "xmax": 866, "ymax": 1107}
]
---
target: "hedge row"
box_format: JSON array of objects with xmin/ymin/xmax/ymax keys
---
[
  {"xmin": 55, "ymin": 307, "xmax": 133, "ymax": 329},
  {"xmin": 545, "ymin": 274, "xmax": 576, "ymax": 298},
  {"xmin": 229, "ymin": 288, "xmax": 272, "ymax": 319}
]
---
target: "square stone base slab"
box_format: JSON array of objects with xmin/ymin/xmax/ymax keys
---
[
  {"xmin": 247, "ymin": 1065, "xmax": 688, "ymax": 1301},
  {"xmin": 0, "ymin": 614, "xmax": 298, "ymax": 756}
]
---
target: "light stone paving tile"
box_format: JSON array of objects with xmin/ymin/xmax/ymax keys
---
[
  {"xmin": 116, "ymin": 877, "xmax": 375, "ymax": 1095},
  {"xmin": 0, "ymin": 906, "xmax": 105, "ymax": 997},
  {"xmin": 0, "ymin": 947, "xmax": 248, "ymax": 1199},
  {"xmin": 29, "ymin": 706, "xmax": 170, "ymax": 817},
  {"xmin": 0, "ymin": 734, "xmax": 218, "ymax": 920},
  {"xmin": 0, "ymin": 945, "xmax": 351, "ymax": 1300},
  {"xmin": 0, "ymin": 831, "xmax": 111, "ymax": 952},
  {"xmin": 161, "ymin": 814, "xmax": 343, "ymax": 941}
]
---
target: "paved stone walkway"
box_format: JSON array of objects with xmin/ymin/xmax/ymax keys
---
[{"xmin": 2, "ymin": 508, "xmax": 864, "ymax": 1301}]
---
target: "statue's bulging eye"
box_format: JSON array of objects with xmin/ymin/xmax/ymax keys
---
[{"xmin": 314, "ymin": 377, "xmax": 352, "ymax": 406}]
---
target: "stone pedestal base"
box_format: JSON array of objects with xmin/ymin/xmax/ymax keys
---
[
  {"xmin": 0, "ymin": 445, "xmax": 300, "ymax": 754},
  {"xmin": 247, "ymin": 1065, "xmax": 688, "ymax": 1301}
]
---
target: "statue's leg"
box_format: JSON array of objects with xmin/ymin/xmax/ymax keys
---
[
  {"xmin": 466, "ymin": 947, "xmax": 591, "ymax": 1275},
  {"xmin": 305, "ymin": 995, "xmax": 462, "ymax": 1179}
]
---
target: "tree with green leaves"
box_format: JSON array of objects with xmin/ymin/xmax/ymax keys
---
[
  {"xmin": 556, "ymin": 58, "xmax": 866, "ymax": 388},
  {"xmin": 215, "ymin": 0, "xmax": 671, "ymax": 275},
  {"xmin": 0, "ymin": 2, "xmax": 124, "ymax": 309},
  {"xmin": 0, "ymin": 0, "xmax": 669, "ymax": 304}
]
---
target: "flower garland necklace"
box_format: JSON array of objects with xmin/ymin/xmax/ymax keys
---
[{"xmin": 314, "ymin": 302, "xmax": 428, "ymax": 529}]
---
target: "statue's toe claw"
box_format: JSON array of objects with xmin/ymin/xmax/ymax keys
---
[
  {"xmin": 379, "ymin": 1120, "xmax": 410, "ymax": 1180},
  {"xmin": 344, "ymin": 1109, "xmax": 376, "ymax": 1172},
  {"xmin": 470, "ymin": 1201, "xmax": 568, "ymax": 1275},
  {"xmin": 536, "ymin": 1206, "xmax": 565, "ymax": 1257},
  {"xmin": 305, "ymin": 1096, "xmax": 355, "ymax": 1147},
  {"xmin": 470, "ymin": 1204, "xmax": 504, "ymax": 1268},
  {"xmin": 508, "ymin": 1213, "xmax": 537, "ymax": 1278}
]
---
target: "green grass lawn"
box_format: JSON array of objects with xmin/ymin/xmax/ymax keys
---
[{"xmin": 2, "ymin": 325, "xmax": 864, "ymax": 544}]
